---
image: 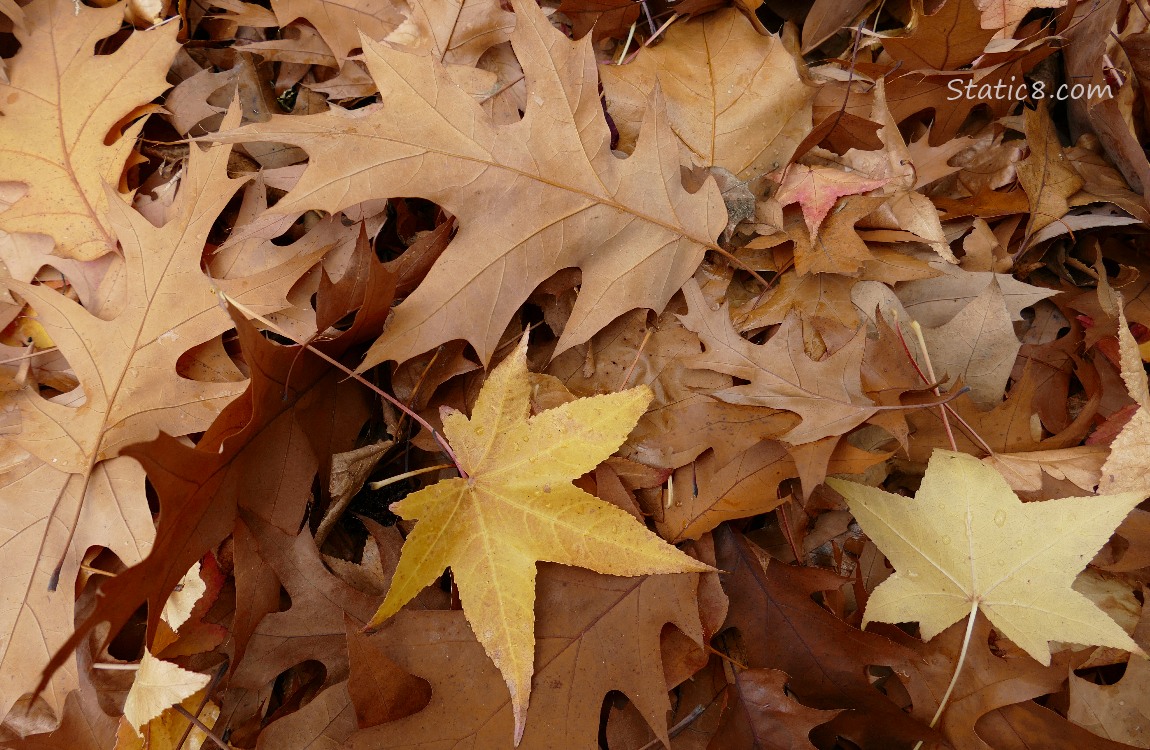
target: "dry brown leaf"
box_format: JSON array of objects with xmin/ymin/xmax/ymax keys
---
[
  {"xmin": 216, "ymin": 0, "xmax": 726, "ymax": 366},
  {"xmin": 985, "ymin": 446, "xmax": 1108, "ymax": 493},
  {"xmin": 600, "ymin": 9, "xmax": 813, "ymax": 181},
  {"xmin": 919, "ymin": 278, "xmax": 1021, "ymax": 407},
  {"xmin": 0, "ymin": 137, "xmax": 261, "ymax": 722},
  {"xmin": 0, "ymin": 0, "xmax": 178, "ymax": 260},
  {"xmin": 881, "ymin": 0, "xmax": 995, "ymax": 71},
  {"xmin": 680, "ymin": 279, "xmax": 878, "ymax": 445},
  {"xmin": 1018, "ymin": 101, "xmax": 1085, "ymax": 238}
]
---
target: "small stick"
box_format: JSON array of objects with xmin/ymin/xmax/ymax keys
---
[
  {"xmin": 910, "ymin": 320, "xmax": 958, "ymax": 452},
  {"xmin": 174, "ymin": 704, "xmax": 233, "ymax": 750},
  {"xmin": 215, "ymin": 291, "xmax": 466, "ymax": 478},
  {"xmin": 617, "ymin": 327, "xmax": 653, "ymax": 390},
  {"xmin": 0, "ymin": 346, "xmax": 58, "ymax": 365},
  {"xmin": 92, "ymin": 662, "xmax": 140, "ymax": 670},
  {"xmin": 777, "ymin": 502, "xmax": 802, "ymax": 563},
  {"xmin": 892, "ymin": 316, "xmax": 996, "ymax": 456},
  {"xmin": 636, "ymin": 704, "xmax": 708, "ymax": 750},
  {"xmin": 80, "ymin": 564, "xmax": 117, "ymax": 578},
  {"xmin": 617, "ymin": 21, "xmax": 638, "ymax": 64}
]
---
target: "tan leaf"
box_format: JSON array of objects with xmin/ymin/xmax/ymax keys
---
[
  {"xmin": 0, "ymin": 0, "xmax": 179, "ymax": 260},
  {"xmin": 919, "ymin": 278, "xmax": 1021, "ymax": 407},
  {"xmin": 600, "ymin": 8, "xmax": 813, "ymax": 180},
  {"xmin": 679, "ymin": 279, "xmax": 878, "ymax": 445},
  {"xmin": 773, "ymin": 164, "xmax": 888, "ymax": 240},
  {"xmin": 216, "ymin": 0, "xmax": 726, "ymax": 366},
  {"xmin": 160, "ymin": 563, "xmax": 207, "ymax": 632},
  {"xmin": 984, "ymin": 447, "xmax": 1108, "ymax": 493},
  {"xmin": 1018, "ymin": 101, "xmax": 1084, "ymax": 238}
]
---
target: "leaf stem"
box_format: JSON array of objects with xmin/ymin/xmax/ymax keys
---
[
  {"xmin": 369, "ymin": 463, "xmax": 453, "ymax": 490},
  {"xmin": 216, "ymin": 292, "xmax": 466, "ymax": 479},
  {"xmin": 910, "ymin": 320, "xmax": 957, "ymax": 453},
  {"xmin": 891, "ymin": 314, "xmax": 996, "ymax": 456},
  {"xmin": 912, "ymin": 601, "xmax": 980, "ymax": 750}
]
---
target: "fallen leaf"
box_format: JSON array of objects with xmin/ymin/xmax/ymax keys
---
[
  {"xmin": 215, "ymin": 0, "xmax": 726, "ymax": 366},
  {"xmin": 881, "ymin": 0, "xmax": 996, "ymax": 71},
  {"xmin": 708, "ymin": 668, "xmax": 841, "ymax": 749},
  {"xmin": 827, "ymin": 450, "xmax": 1145, "ymax": 664},
  {"xmin": 600, "ymin": 9, "xmax": 813, "ymax": 180},
  {"xmin": 680, "ymin": 279, "xmax": 878, "ymax": 445},
  {"xmin": 367, "ymin": 332, "xmax": 711, "ymax": 742},
  {"xmin": 351, "ymin": 565, "xmax": 705, "ymax": 749},
  {"xmin": 919, "ymin": 277, "xmax": 1021, "ymax": 406},
  {"xmin": 122, "ymin": 651, "xmax": 209, "ymax": 735},
  {"xmin": 0, "ymin": 0, "xmax": 178, "ymax": 260},
  {"xmin": 773, "ymin": 164, "xmax": 888, "ymax": 241},
  {"xmin": 1018, "ymin": 101, "xmax": 1084, "ymax": 238}
]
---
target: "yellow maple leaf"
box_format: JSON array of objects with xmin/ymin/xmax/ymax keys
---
[
  {"xmin": 827, "ymin": 450, "xmax": 1145, "ymax": 664},
  {"xmin": 367, "ymin": 333, "xmax": 711, "ymax": 744}
]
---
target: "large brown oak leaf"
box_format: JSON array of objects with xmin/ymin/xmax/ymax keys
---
[{"xmin": 214, "ymin": 0, "xmax": 726, "ymax": 366}]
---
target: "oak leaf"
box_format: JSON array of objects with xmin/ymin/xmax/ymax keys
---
[
  {"xmin": 680, "ymin": 279, "xmax": 878, "ymax": 445},
  {"xmin": 39, "ymin": 257, "xmax": 396, "ymax": 699},
  {"xmin": 0, "ymin": 0, "xmax": 179, "ymax": 260},
  {"xmin": 600, "ymin": 9, "xmax": 813, "ymax": 181},
  {"xmin": 215, "ymin": 0, "xmax": 726, "ymax": 366},
  {"xmin": 367, "ymin": 332, "xmax": 711, "ymax": 743},
  {"xmin": 709, "ymin": 668, "xmax": 841, "ymax": 749},
  {"xmin": 353, "ymin": 565, "xmax": 705, "ymax": 749},
  {"xmin": 827, "ymin": 450, "xmax": 1145, "ymax": 664},
  {"xmin": 714, "ymin": 526, "xmax": 938, "ymax": 747},
  {"xmin": 0, "ymin": 136, "xmax": 271, "ymax": 723},
  {"xmin": 881, "ymin": 0, "xmax": 995, "ymax": 71}
]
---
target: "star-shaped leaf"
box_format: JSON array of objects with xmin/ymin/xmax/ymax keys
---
[
  {"xmin": 827, "ymin": 450, "xmax": 1145, "ymax": 664},
  {"xmin": 367, "ymin": 332, "xmax": 711, "ymax": 743}
]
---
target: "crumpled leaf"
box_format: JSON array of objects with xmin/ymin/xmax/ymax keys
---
[
  {"xmin": 828, "ymin": 450, "xmax": 1145, "ymax": 664},
  {"xmin": 773, "ymin": 164, "xmax": 888, "ymax": 240},
  {"xmin": 367, "ymin": 332, "xmax": 711, "ymax": 743}
]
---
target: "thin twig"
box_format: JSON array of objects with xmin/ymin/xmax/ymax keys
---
[
  {"xmin": 174, "ymin": 704, "xmax": 233, "ymax": 750},
  {"xmin": 892, "ymin": 316, "xmax": 996, "ymax": 456},
  {"xmin": 636, "ymin": 704, "xmax": 708, "ymax": 750},
  {"xmin": 216, "ymin": 291, "xmax": 466, "ymax": 478},
  {"xmin": 0, "ymin": 346, "xmax": 58, "ymax": 365},
  {"xmin": 777, "ymin": 501, "xmax": 802, "ymax": 563}
]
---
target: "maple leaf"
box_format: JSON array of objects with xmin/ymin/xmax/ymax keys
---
[
  {"xmin": 773, "ymin": 164, "xmax": 888, "ymax": 241},
  {"xmin": 599, "ymin": 8, "xmax": 813, "ymax": 181},
  {"xmin": 213, "ymin": 0, "xmax": 726, "ymax": 366},
  {"xmin": 367, "ymin": 332, "xmax": 711, "ymax": 743},
  {"xmin": 0, "ymin": 0, "xmax": 178, "ymax": 260},
  {"xmin": 827, "ymin": 450, "xmax": 1145, "ymax": 663},
  {"xmin": 679, "ymin": 279, "xmax": 878, "ymax": 445}
]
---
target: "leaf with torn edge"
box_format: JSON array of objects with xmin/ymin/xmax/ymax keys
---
[
  {"xmin": 368, "ymin": 332, "xmax": 711, "ymax": 744},
  {"xmin": 827, "ymin": 450, "xmax": 1145, "ymax": 664}
]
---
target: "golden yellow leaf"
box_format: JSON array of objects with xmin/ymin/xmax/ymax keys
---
[
  {"xmin": 368, "ymin": 333, "xmax": 711, "ymax": 744},
  {"xmin": 116, "ymin": 686, "xmax": 219, "ymax": 750},
  {"xmin": 827, "ymin": 450, "xmax": 1145, "ymax": 664}
]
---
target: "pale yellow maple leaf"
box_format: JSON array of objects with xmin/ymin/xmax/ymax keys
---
[
  {"xmin": 123, "ymin": 651, "xmax": 210, "ymax": 735},
  {"xmin": 827, "ymin": 450, "xmax": 1145, "ymax": 664},
  {"xmin": 367, "ymin": 333, "xmax": 712, "ymax": 744},
  {"xmin": 1099, "ymin": 304, "xmax": 1150, "ymax": 495}
]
